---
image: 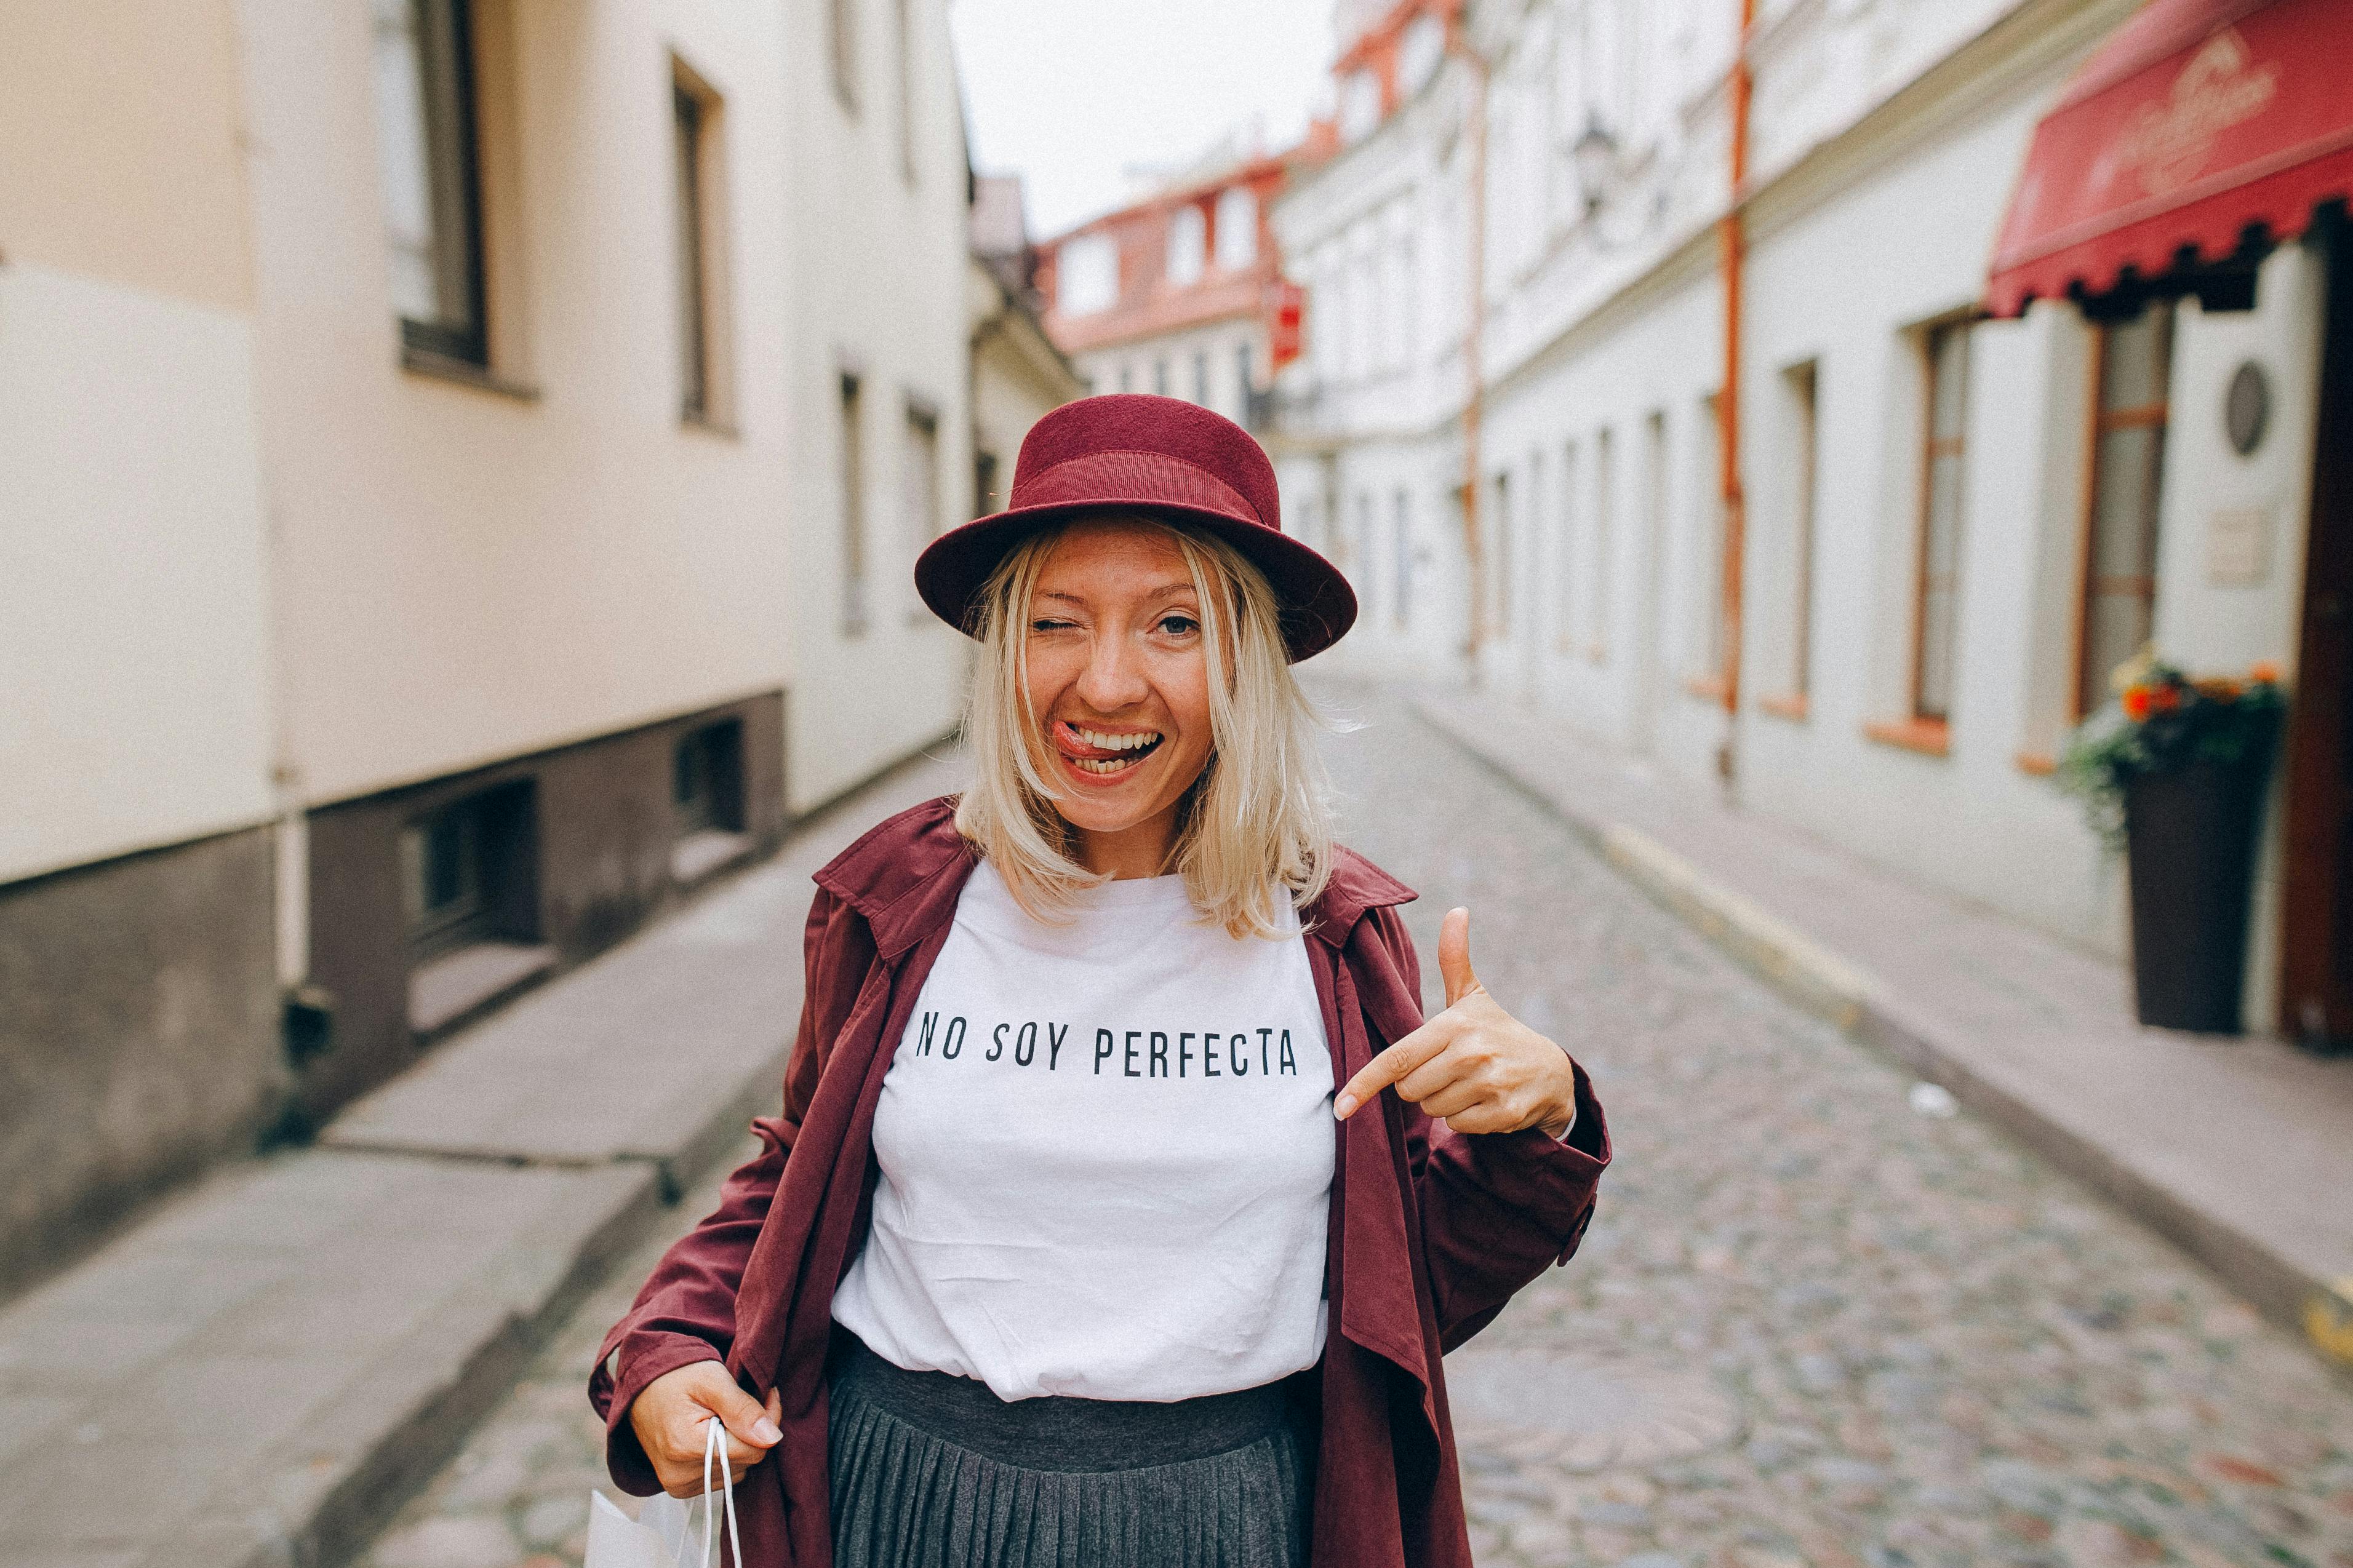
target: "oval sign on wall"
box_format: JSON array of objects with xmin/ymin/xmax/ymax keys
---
[{"xmin": 2226, "ymin": 360, "xmax": 2270, "ymax": 456}]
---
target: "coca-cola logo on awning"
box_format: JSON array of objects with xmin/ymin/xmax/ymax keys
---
[{"xmin": 2099, "ymin": 28, "xmax": 2280, "ymax": 198}]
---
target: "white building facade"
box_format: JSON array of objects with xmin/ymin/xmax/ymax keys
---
[{"xmin": 1273, "ymin": 0, "xmax": 2352, "ymax": 1041}]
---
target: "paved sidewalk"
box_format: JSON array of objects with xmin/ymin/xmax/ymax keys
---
[
  {"xmin": 1407, "ymin": 685, "xmax": 2353, "ymax": 1364},
  {"xmin": 0, "ymin": 746, "xmax": 964, "ymax": 1568}
]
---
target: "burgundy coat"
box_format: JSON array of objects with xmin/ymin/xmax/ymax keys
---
[{"xmin": 589, "ymin": 797, "xmax": 1612, "ymax": 1567}]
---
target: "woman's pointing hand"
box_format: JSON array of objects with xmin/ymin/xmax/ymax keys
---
[{"xmin": 1333, "ymin": 907, "xmax": 1578, "ymax": 1138}]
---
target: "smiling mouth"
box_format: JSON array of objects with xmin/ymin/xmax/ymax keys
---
[{"xmin": 1052, "ymin": 721, "xmax": 1165, "ymax": 776}]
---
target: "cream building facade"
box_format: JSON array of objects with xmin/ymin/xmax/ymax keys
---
[
  {"xmin": 0, "ymin": 0, "xmax": 985, "ymax": 1287},
  {"xmin": 1273, "ymin": 0, "xmax": 2350, "ymax": 1041}
]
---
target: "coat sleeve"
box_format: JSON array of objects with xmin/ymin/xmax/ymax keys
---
[
  {"xmin": 585, "ymin": 883, "xmax": 876, "ymax": 1494},
  {"xmin": 1362, "ymin": 905, "xmax": 1613, "ymax": 1354}
]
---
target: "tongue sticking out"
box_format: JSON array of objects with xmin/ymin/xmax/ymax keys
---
[{"xmin": 1054, "ymin": 722, "xmax": 1159, "ymax": 763}]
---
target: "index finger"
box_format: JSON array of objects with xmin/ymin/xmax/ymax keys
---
[{"xmin": 1333, "ymin": 1016, "xmax": 1455, "ymax": 1120}]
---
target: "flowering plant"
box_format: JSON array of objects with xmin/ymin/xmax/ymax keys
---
[{"xmin": 2057, "ymin": 650, "xmax": 2286, "ymax": 846}]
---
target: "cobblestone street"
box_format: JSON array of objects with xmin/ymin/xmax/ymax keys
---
[{"xmin": 356, "ymin": 688, "xmax": 2353, "ymax": 1568}]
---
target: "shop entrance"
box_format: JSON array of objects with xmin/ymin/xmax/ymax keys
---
[{"xmin": 2281, "ymin": 218, "xmax": 2353, "ymax": 1049}]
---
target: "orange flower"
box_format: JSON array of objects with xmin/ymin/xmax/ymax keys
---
[
  {"xmin": 2122, "ymin": 686, "xmax": 2153, "ymax": 722},
  {"xmin": 2250, "ymin": 660, "xmax": 2281, "ymax": 685}
]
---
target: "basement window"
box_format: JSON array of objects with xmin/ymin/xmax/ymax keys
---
[{"xmin": 402, "ymin": 780, "xmax": 549, "ymax": 1037}]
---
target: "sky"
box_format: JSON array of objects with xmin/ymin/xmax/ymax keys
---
[{"xmin": 949, "ymin": 0, "xmax": 1339, "ymax": 241}]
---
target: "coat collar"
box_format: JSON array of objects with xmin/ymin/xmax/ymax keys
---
[{"xmin": 812, "ymin": 794, "xmax": 1416, "ymax": 958}]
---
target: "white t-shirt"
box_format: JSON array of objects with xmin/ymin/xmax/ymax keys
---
[{"xmin": 831, "ymin": 858, "xmax": 1335, "ymax": 1403}]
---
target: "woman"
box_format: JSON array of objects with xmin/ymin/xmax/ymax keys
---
[{"xmin": 589, "ymin": 394, "xmax": 1610, "ymax": 1567}]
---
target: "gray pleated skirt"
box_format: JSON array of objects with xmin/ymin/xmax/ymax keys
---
[{"xmin": 826, "ymin": 1336, "xmax": 1314, "ymax": 1568}]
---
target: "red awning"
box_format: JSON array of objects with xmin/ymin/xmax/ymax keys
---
[{"xmin": 1984, "ymin": 0, "xmax": 2353, "ymax": 317}]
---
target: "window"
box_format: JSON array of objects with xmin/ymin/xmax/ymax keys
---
[
  {"xmin": 1153, "ymin": 358, "xmax": 1170, "ymax": 397},
  {"xmin": 1214, "ymin": 188, "xmax": 1258, "ymax": 270},
  {"xmin": 374, "ymin": 0, "xmax": 487, "ymax": 365},
  {"xmin": 1116, "ymin": 362, "xmax": 1132, "ymax": 393},
  {"xmin": 830, "ymin": 0, "xmax": 858, "ymax": 111},
  {"xmin": 1167, "ymin": 205, "xmax": 1206, "ymax": 288},
  {"xmin": 1340, "ymin": 68, "xmax": 1382, "ymax": 144},
  {"xmin": 1056, "ymin": 234, "xmax": 1117, "ymax": 316},
  {"xmin": 1233, "ymin": 341, "xmax": 1254, "ymax": 424},
  {"xmin": 1400, "ymin": 14, "xmax": 1445, "ymax": 96},
  {"xmin": 1773, "ymin": 361, "xmax": 1820, "ymax": 706},
  {"xmin": 671, "ymin": 719, "xmax": 748, "ymax": 882},
  {"xmin": 903, "ymin": 400, "xmax": 940, "ymax": 618},
  {"xmin": 1192, "ymin": 350, "xmax": 1210, "ymax": 406},
  {"xmin": 671, "ymin": 63, "xmax": 730, "ymax": 425},
  {"xmin": 893, "ymin": 0, "xmax": 916, "ymax": 181},
  {"xmin": 974, "ymin": 449, "xmax": 1000, "ymax": 515},
  {"xmin": 400, "ymin": 782, "xmax": 532, "ymax": 960},
  {"xmin": 1356, "ymin": 492, "xmax": 1377, "ymax": 621},
  {"xmin": 1557, "ymin": 440, "xmax": 1580, "ymax": 651},
  {"xmin": 1392, "ymin": 490, "xmax": 1413, "ymax": 632},
  {"xmin": 840, "ymin": 372, "xmax": 867, "ymax": 635},
  {"xmin": 2077, "ymin": 303, "xmax": 2173, "ymax": 717},
  {"xmin": 1914, "ymin": 321, "xmax": 1971, "ymax": 724},
  {"xmin": 673, "ymin": 720, "xmax": 745, "ymax": 837},
  {"xmin": 1692, "ymin": 394, "xmax": 1727, "ymax": 685},
  {"xmin": 1527, "ymin": 448, "xmax": 1546, "ymax": 647},
  {"xmin": 1591, "ymin": 428, "xmax": 1614, "ymax": 661},
  {"xmin": 673, "ymin": 84, "xmax": 708, "ymax": 419},
  {"xmin": 1491, "ymin": 469, "xmax": 1512, "ymax": 643}
]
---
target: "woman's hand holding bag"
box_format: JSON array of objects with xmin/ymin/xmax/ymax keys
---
[
  {"xmin": 585, "ymin": 1413, "xmax": 748, "ymax": 1568},
  {"xmin": 629, "ymin": 1360, "xmax": 783, "ymax": 1498},
  {"xmin": 1333, "ymin": 907, "xmax": 1580, "ymax": 1139}
]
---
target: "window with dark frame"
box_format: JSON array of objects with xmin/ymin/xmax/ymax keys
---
[
  {"xmin": 841, "ymin": 372, "xmax": 868, "ymax": 635},
  {"xmin": 1234, "ymin": 341, "xmax": 1254, "ymax": 423},
  {"xmin": 2075, "ymin": 303, "xmax": 2174, "ymax": 718},
  {"xmin": 1192, "ymin": 350, "xmax": 1210, "ymax": 406},
  {"xmin": 903, "ymin": 400, "xmax": 941, "ymax": 619},
  {"xmin": 1784, "ymin": 360, "xmax": 1820, "ymax": 701},
  {"xmin": 673, "ymin": 80, "xmax": 710, "ymax": 421},
  {"xmin": 975, "ymin": 449, "xmax": 1000, "ymax": 518},
  {"xmin": 831, "ymin": 0, "xmax": 859, "ymax": 112},
  {"xmin": 374, "ymin": 0, "xmax": 489, "ymax": 366},
  {"xmin": 1913, "ymin": 320, "xmax": 1971, "ymax": 725},
  {"xmin": 1154, "ymin": 358, "xmax": 1170, "ymax": 397},
  {"xmin": 399, "ymin": 781, "xmax": 532, "ymax": 960},
  {"xmin": 673, "ymin": 720, "xmax": 745, "ymax": 837}
]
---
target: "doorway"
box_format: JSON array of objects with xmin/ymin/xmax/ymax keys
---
[{"xmin": 2280, "ymin": 218, "xmax": 2353, "ymax": 1049}]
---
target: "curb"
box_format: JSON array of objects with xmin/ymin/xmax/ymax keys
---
[
  {"xmin": 1407, "ymin": 696, "xmax": 2353, "ymax": 1372},
  {"xmin": 173, "ymin": 1163, "xmax": 669, "ymax": 1568}
]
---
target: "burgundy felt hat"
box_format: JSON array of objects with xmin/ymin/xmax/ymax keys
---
[{"xmin": 914, "ymin": 393, "xmax": 1356, "ymax": 661}]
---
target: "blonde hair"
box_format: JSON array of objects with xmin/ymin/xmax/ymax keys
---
[{"xmin": 953, "ymin": 515, "xmax": 1335, "ymax": 939}]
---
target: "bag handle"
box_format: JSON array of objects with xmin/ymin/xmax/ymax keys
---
[{"xmin": 697, "ymin": 1415, "xmax": 745, "ymax": 1568}]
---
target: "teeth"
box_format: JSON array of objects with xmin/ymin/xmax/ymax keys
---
[{"xmin": 1074, "ymin": 726, "xmax": 1161, "ymax": 753}]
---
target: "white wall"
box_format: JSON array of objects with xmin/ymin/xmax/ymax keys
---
[
  {"xmin": 235, "ymin": 0, "xmax": 800, "ymax": 808},
  {"xmin": 783, "ymin": 0, "xmax": 975, "ymax": 813},
  {"xmin": 0, "ymin": 263, "xmax": 276, "ymax": 882}
]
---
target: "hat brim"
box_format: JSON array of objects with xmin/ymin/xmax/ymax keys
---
[{"xmin": 914, "ymin": 498, "xmax": 1358, "ymax": 663}]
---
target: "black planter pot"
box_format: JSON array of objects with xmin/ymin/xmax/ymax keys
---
[{"xmin": 2122, "ymin": 753, "xmax": 2274, "ymax": 1033}]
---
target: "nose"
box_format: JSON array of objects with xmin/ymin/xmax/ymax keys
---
[{"xmin": 1073, "ymin": 624, "xmax": 1149, "ymax": 715}]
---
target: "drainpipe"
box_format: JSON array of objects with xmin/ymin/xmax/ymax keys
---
[
  {"xmin": 1715, "ymin": 0, "xmax": 1756, "ymax": 781},
  {"xmin": 1455, "ymin": 26, "xmax": 1491, "ymax": 675}
]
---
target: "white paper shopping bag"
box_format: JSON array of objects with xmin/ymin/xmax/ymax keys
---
[{"xmin": 585, "ymin": 1416, "xmax": 744, "ymax": 1568}]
